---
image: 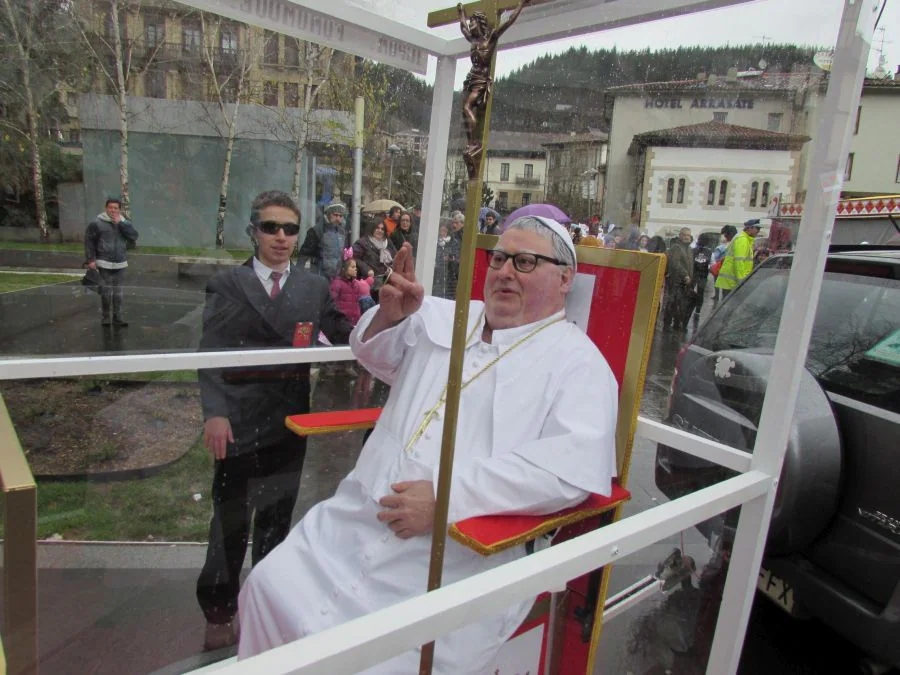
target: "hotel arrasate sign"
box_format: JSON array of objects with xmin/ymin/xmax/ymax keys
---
[
  {"xmin": 644, "ymin": 97, "xmax": 756, "ymax": 109},
  {"xmin": 188, "ymin": 0, "xmax": 430, "ymax": 74}
]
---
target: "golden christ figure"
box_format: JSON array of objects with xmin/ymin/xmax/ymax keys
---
[{"xmin": 457, "ymin": 0, "xmax": 531, "ymax": 179}]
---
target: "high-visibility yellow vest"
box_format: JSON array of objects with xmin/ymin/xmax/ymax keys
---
[{"xmin": 714, "ymin": 231, "xmax": 756, "ymax": 290}]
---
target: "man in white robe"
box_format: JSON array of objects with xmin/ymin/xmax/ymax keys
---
[{"xmin": 238, "ymin": 216, "xmax": 618, "ymax": 673}]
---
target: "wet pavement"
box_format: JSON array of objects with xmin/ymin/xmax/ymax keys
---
[{"xmin": 0, "ymin": 275, "xmax": 882, "ymax": 674}]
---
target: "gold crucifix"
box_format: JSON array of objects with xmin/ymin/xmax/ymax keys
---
[{"xmin": 412, "ymin": 3, "xmax": 533, "ymax": 674}]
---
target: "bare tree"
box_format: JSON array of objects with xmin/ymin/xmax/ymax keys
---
[
  {"xmin": 290, "ymin": 40, "xmax": 334, "ymax": 202},
  {"xmin": 0, "ymin": 0, "xmax": 80, "ymax": 237},
  {"xmin": 198, "ymin": 12, "xmax": 256, "ymax": 248},
  {"xmin": 75, "ymin": 0, "xmax": 184, "ymax": 217}
]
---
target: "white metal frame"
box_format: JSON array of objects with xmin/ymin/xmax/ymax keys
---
[{"xmin": 0, "ymin": 1, "xmax": 881, "ymax": 674}]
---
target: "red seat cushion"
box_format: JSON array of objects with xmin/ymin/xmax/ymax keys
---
[
  {"xmin": 449, "ymin": 481, "xmax": 631, "ymax": 556},
  {"xmin": 286, "ymin": 408, "xmax": 382, "ymax": 436}
]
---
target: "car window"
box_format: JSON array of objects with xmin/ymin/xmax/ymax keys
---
[{"xmin": 696, "ymin": 258, "xmax": 900, "ymax": 413}]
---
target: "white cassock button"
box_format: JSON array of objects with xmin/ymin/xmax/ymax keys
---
[
  {"xmin": 320, "ymin": 607, "xmax": 329, "ymax": 616},
  {"xmin": 480, "ymin": 343, "xmax": 490, "ymax": 353},
  {"xmin": 381, "ymin": 534, "xmax": 389, "ymax": 543},
  {"xmin": 332, "ymin": 589, "xmax": 339, "ymax": 599}
]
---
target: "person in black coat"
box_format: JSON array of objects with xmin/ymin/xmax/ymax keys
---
[{"xmin": 196, "ymin": 191, "xmax": 351, "ymax": 651}]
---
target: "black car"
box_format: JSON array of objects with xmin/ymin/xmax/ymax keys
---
[{"xmin": 655, "ymin": 248, "xmax": 900, "ymax": 671}]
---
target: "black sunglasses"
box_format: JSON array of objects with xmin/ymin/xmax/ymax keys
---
[
  {"xmin": 486, "ymin": 249, "xmax": 567, "ymax": 273},
  {"xmin": 257, "ymin": 220, "xmax": 301, "ymax": 236}
]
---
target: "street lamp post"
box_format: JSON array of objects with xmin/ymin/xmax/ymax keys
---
[
  {"xmin": 582, "ymin": 168, "xmax": 600, "ymax": 221},
  {"xmin": 387, "ymin": 144, "xmax": 400, "ymax": 200}
]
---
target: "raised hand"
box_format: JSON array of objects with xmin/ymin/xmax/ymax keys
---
[{"xmin": 361, "ymin": 242, "xmax": 425, "ymax": 341}]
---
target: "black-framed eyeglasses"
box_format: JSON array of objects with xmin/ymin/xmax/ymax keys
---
[
  {"xmin": 257, "ymin": 220, "xmax": 300, "ymax": 236},
  {"xmin": 486, "ymin": 249, "xmax": 566, "ymax": 273}
]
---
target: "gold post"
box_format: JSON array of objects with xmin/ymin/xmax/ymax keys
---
[
  {"xmin": 419, "ymin": 2, "xmax": 506, "ymax": 673},
  {"xmin": 0, "ymin": 395, "xmax": 38, "ymax": 675}
]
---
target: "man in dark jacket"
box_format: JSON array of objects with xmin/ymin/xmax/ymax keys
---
[
  {"xmin": 84, "ymin": 197, "xmax": 138, "ymax": 326},
  {"xmin": 196, "ymin": 190, "xmax": 351, "ymax": 651},
  {"xmin": 664, "ymin": 227, "xmax": 694, "ymax": 331},
  {"xmin": 689, "ymin": 235, "xmax": 714, "ymax": 324},
  {"xmin": 298, "ymin": 199, "xmax": 350, "ymax": 279}
]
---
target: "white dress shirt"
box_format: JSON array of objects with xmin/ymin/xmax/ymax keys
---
[{"xmin": 252, "ymin": 257, "xmax": 290, "ymax": 296}]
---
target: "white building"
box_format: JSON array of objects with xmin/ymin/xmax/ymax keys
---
[
  {"xmin": 842, "ymin": 77, "xmax": 900, "ymax": 196},
  {"xmin": 629, "ymin": 121, "xmax": 810, "ymax": 238}
]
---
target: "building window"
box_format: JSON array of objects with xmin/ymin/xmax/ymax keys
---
[
  {"xmin": 844, "ymin": 153, "xmax": 854, "ymax": 181},
  {"xmin": 220, "ymin": 27, "xmax": 238, "ymax": 53},
  {"xmin": 67, "ymin": 129, "xmax": 80, "ymax": 144},
  {"xmin": 145, "ymin": 69, "xmax": 166, "ymax": 98},
  {"xmin": 749, "ymin": 181, "xmax": 759, "ymax": 207},
  {"xmin": 66, "ymin": 92, "xmax": 77, "ymax": 107},
  {"xmin": 767, "ymin": 113, "xmax": 783, "ymax": 132},
  {"xmin": 665, "ymin": 178, "xmax": 674, "ymax": 204},
  {"xmin": 713, "ymin": 111, "xmax": 727, "ymax": 122},
  {"xmin": 524, "ymin": 163, "xmax": 533, "ymax": 178},
  {"xmin": 500, "ymin": 163, "xmax": 510, "ymax": 181},
  {"xmin": 707, "ymin": 180, "xmax": 716, "ymax": 206},
  {"xmin": 263, "ymin": 81, "xmax": 278, "ymax": 106},
  {"xmin": 760, "ymin": 181, "xmax": 770, "ymax": 207},
  {"xmin": 718, "ymin": 180, "xmax": 728, "ymax": 206},
  {"xmin": 677, "ymin": 178, "xmax": 686, "ymax": 204},
  {"xmin": 144, "ymin": 14, "xmax": 164, "ymax": 47},
  {"xmin": 896, "ymin": 155, "xmax": 900, "ymax": 183},
  {"xmin": 498, "ymin": 191, "xmax": 508, "ymax": 209},
  {"xmin": 854, "ymin": 106, "xmax": 861, "ymax": 135},
  {"xmin": 264, "ymin": 30, "xmax": 279, "ymax": 65},
  {"xmin": 522, "ymin": 193, "xmax": 531, "ymax": 206},
  {"xmin": 183, "ymin": 22, "xmax": 201, "ymax": 53},
  {"xmin": 284, "ymin": 38, "xmax": 300, "ymax": 67},
  {"xmin": 284, "ymin": 82, "xmax": 299, "ymax": 107}
]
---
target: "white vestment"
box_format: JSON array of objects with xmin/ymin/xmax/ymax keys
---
[{"xmin": 238, "ymin": 297, "xmax": 618, "ymax": 673}]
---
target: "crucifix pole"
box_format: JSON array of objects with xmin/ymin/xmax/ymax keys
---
[{"xmin": 420, "ymin": 2, "xmax": 531, "ymax": 673}]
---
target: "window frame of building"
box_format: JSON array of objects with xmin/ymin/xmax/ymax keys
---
[
  {"xmin": 498, "ymin": 191, "xmax": 509, "ymax": 210},
  {"xmin": 264, "ymin": 30, "xmax": 279, "ymax": 65},
  {"xmin": 713, "ymin": 111, "xmax": 728, "ymax": 122},
  {"xmin": 66, "ymin": 92, "xmax": 77, "ymax": 108},
  {"xmin": 767, "ymin": 113, "xmax": 783, "ymax": 132},
  {"xmin": 182, "ymin": 21, "xmax": 202, "ymax": 54},
  {"xmin": 145, "ymin": 69, "xmax": 166, "ymax": 99},
  {"xmin": 523, "ymin": 163, "xmax": 534, "ymax": 179},
  {"xmin": 844, "ymin": 153, "xmax": 854, "ymax": 181},
  {"xmin": 263, "ymin": 81, "xmax": 279, "ymax": 106},
  {"xmin": 284, "ymin": 82, "xmax": 299, "ymax": 107},
  {"xmin": 749, "ymin": 181, "xmax": 759, "ymax": 207},
  {"xmin": 665, "ymin": 177, "xmax": 675, "ymax": 204},
  {"xmin": 896, "ymin": 155, "xmax": 900, "ymax": 183},
  {"xmin": 760, "ymin": 181, "xmax": 771, "ymax": 207},
  {"xmin": 676, "ymin": 178, "xmax": 686, "ymax": 205},
  {"xmin": 220, "ymin": 26, "xmax": 238, "ymax": 54},
  {"xmin": 522, "ymin": 193, "xmax": 532, "ymax": 206},
  {"xmin": 854, "ymin": 106, "xmax": 861, "ymax": 135},
  {"xmin": 284, "ymin": 38, "xmax": 300, "ymax": 67},
  {"xmin": 144, "ymin": 14, "xmax": 164, "ymax": 48},
  {"xmin": 718, "ymin": 180, "xmax": 728, "ymax": 206},
  {"xmin": 500, "ymin": 163, "xmax": 510, "ymax": 182},
  {"xmin": 106, "ymin": 9, "xmax": 127, "ymax": 42},
  {"xmin": 707, "ymin": 179, "xmax": 716, "ymax": 206}
]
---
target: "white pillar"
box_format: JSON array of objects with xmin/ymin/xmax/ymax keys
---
[
  {"xmin": 352, "ymin": 96, "xmax": 364, "ymax": 242},
  {"xmin": 416, "ymin": 55, "xmax": 457, "ymax": 295},
  {"xmin": 705, "ymin": 2, "xmax": 877, "ymax": 672}
]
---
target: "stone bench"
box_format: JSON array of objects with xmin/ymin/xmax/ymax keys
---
[{"xmin": 170, "ymin": 256, "xmax": 242, "ymax": 276}]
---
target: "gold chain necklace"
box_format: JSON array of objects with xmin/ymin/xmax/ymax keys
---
[{"xmin": 404, "ymin": 312, "xmax": 566, "ymax": 452}]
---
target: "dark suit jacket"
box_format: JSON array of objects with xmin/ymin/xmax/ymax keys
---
[{"xmin": 198, "ymin": 259, "xmax": 352, "ymax": 456}]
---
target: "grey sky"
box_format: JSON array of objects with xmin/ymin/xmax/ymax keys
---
[{"xmin": 370, "ymin": 0, "xmax": 898, "ymax": 88}]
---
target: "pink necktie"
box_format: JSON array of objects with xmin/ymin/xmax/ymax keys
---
[{"xmin": 270, "ymin": 271, "xmax": 282, "ymax": 299}]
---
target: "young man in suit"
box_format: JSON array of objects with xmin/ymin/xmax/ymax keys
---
[{"xmin": 196, "ymin": 190, "xmax": 352, "ymax": 651}]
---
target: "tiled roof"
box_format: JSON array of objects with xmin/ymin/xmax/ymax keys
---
[
  {"xmin": 541, "ymin": 131, "xmax": 609, "ymax": 146},
  {"xmin": 607, "ymin": 72, "xmax": 824, "ymax": 96},
  {"xmin": 629, "ymin": 121, "xmax": 811, "ymax": 153}
]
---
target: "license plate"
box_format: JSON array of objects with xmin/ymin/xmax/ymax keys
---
[{"xmin": 757, "ymin": 567, "xmax": 796, "ymax": 615}]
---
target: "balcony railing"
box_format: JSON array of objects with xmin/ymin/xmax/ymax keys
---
[{"xmin": 515, "ymin": 174, "xmax": 541, "ymax": 186}]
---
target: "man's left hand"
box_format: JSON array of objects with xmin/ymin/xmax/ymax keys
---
[{"xmin": 377, "ymin": 481, "xmax": 435, "ymax": 539}]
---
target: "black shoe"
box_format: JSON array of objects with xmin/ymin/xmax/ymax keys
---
[
  {"xmin": 102, "ymin": 318, "xmax": 112, "ymax": 326},
  {"xmin": 113, "ymin": 318, "xmax": 129, "ymax": 327}
]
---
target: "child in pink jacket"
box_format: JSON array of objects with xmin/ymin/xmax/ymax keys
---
[{"xmin": 329, "ymin": 255, "xmax": 374, "ymax": 326}]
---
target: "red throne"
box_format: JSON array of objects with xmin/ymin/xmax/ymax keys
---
[{"xmin": 285, "ymin": 236, "xmax": 665, "ymax": 674}]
